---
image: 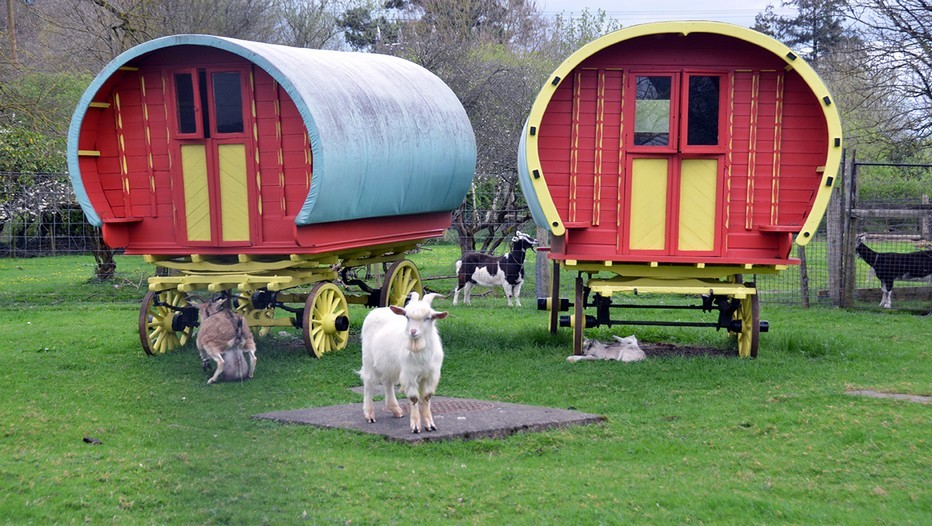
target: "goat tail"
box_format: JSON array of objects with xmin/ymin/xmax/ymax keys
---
[{"xmin": 231, "ymin": 317, "xmax": 252, "ymax": 347}]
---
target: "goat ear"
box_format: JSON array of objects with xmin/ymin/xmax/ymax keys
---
[
  {"xmin": 389, "ymin": 305, "xmax": 407, "ymax": 316},
  {"xmin": 431, "ymin": 311, "xmax": 448, "ymax": 320}
]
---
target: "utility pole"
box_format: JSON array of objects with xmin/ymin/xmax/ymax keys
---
[{"xmin": 6, "ymin": 0, "xmax": 16, "ymax": 64}]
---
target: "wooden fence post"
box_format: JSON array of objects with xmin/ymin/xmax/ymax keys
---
[
  {"xmin": 826, "ymin": 149, "xmax": 845, "ymax": 306},
  {"xmin": 922, "ymin": 195, "xmax": 930, "ymax": 240},
  {"xmin": 841, "ymin": 151, "xmax": 860, "ymax": 308}
]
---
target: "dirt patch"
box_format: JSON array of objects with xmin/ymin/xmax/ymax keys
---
[
  {"xmin": 639, "ymin": 342, "xmax": 735, "ymax": 359},
  {"xmin": 846, "ymin": 389, "xmax": 930, "ymax": 404}
]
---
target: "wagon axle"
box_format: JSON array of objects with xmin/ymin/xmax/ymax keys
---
[{"xmin": 552, "ymin": 294, "xmax": 770, "ymax": 334}]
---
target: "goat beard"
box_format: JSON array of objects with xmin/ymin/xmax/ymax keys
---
[{"xmin": 407, "ymin": 336, "xmax": 427, "ymax": 353}]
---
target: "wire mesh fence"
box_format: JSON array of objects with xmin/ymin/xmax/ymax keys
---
[{"xmin": 2, "ymin": 169, "xmax": 929, "ymax": 311}]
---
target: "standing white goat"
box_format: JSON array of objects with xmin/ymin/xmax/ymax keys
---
[{"xmin": 359, "ymin": 292, "xmax": 447, "ymax": 433}]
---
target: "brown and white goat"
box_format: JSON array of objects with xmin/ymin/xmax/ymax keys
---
[
  {"xmin": 193, "ymin": 296, "xmax": 257, "ymax": 384},
  {"xmin": 359, "ymin": 292, "xmax": 447, "ymax": 433}
]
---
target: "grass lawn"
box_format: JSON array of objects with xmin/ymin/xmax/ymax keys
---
[{"xmin": 0, "ymin": 251, "xmax": 929, "ymax": 524}]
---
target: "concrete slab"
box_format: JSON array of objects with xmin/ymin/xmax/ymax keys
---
[{"xmin": 254, "ymin": 395, "xmax": 605, "ymax": 443}]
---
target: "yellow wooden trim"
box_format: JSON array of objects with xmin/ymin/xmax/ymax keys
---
[
  {"xmin": 218, "ymin": 143, "xmax": 250, "ymax": 242},
  {"xmin": 593, "ymin": 69, "xmax": 606, "ymax": 226},
  {"xmin": 118, "ymin": 66, "xmax": 139, "ymax": 71},
  {"xmin": 78, "ymin": 150, "xmax": 101, "ymax": 157},
  {"xmin": 746, "ymin": 72, "xmax": 760, "ymax": 230},
  {"xmin": 181, "ymin": 144, "xmax": 211, "ymax": 242},
  {"xmin": 678, "ymin": 159, "xmax": 718, "ymax": 251},
  {"xmin": 629, "ymin": 158, "xmax": 668, "ymax": 250},
  {"xmin": 562, "ymin": 260, "xmax": 786, "ymax": 279},
  {"xmin": 770, "ymin": 72, "xmax": 785, "ymax": 225},
  {"xmin": 89, "ymin": 102, "xmax": 111, "ymax": 109},
  {"xmin": 522, "ymin": 21, "xmax": 842, "ymax": 241},
  {"xmin": 588, "ymin": 276, "xmax": 756, "ymax": 298}
]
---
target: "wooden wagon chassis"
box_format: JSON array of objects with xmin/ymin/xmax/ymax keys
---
[
  {"xmin": 541, "ymin": 259, "xmax": 785, "ymax": 357},
  {"xmin": 138, "ymin": 241, "xmax": 424, "ymax": 358}
]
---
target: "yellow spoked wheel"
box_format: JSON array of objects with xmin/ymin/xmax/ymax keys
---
[
  {"xmin": 734, "ymin": 294, "xmax": 760, "ymax": 358},
  {"xmin": 138, "ymin": 289, "xmax": 195, "ymax": 356},
  {"xmin": 302, "ymin": 282, "xmax": 350, "ymax": 358},
  {"xmin": 380, "ymin": 259, "xmax": 423, "ymax": 307}
]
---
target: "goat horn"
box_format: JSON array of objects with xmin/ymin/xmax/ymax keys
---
[{"xmin": 422, "ymin": 293, "xmax": 444, "ymax": 306}]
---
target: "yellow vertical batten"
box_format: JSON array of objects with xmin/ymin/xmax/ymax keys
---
[
  {"xmin": 770, "ymin": 72, "xmax": 784, "ymax": 225},
  {"xmin": 616, "ymin": 71, "xmax": 627, "ymax": 252},
  {"xmin": 678, "ymin": 159, "xmax": 718, "ymax": 251},
  {"xmin": 725, "ymin": 72, "xmax": 736, "ymax": 241},
  {"xmin": 592, "ymin": 69, "xmax": 606, "ymax": 226},
  {"xmin": 629, "ymin": 158, "xmax": 668, "ymax": 250},
  {"xmin": 273, "ymin": 81, "xmax": 286, "ymax": 215},
  {"xmin": 745, "ymin": 72, "xmax": 760, "ymax": 230},
  {"xmin": 181, "ymin": 144, "xmax": 211, "ymax": 242},
  {"xmin": 249, "ymin": 69, "xmax": 262, "ymax": 218},
  {"xmin": 569, "ymin": 70, "xmax": 583, "ymax": 223},
  {"xmin": 113, "ymin": 92, "xmax": 132, "ymax": 215},
  {"xmin": 218, "ymin": 144, "xmax": 250, "ymax": 242},
  {"xmin": 139, "ymin": 75, "xmax": 157, "ymax": 207}
]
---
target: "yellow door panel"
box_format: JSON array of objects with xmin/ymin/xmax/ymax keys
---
[
  {"xmin": 180, "ymin": 144, "xmax": 211, "ymax": 242},
  {"xmin": 630, "ymin": 158, "xmax": 668, "ymax": 251},
  {"xmin": 217, "ymin": 143, "xmax": 250, "ymax": 243},
  {"xmin": 678, "ymin": 159, "xmax": 718, "ymax": 252}
]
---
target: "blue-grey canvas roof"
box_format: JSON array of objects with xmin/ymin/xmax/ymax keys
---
[{"xmin": 67, "ymin": 34, "xmax": 477, "ymax": 226}]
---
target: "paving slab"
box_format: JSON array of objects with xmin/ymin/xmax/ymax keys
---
[{"xmin": 254, "ymin": 395, "xmax": 605, "ymax": 443}]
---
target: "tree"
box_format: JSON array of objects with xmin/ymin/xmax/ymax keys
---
[
  {"xmin": 277, "ymin": 0, "xmax": 345, "ymax": 49},
  {"xmin": 841, "ymin": 0, "xmax": 932, "ymax": 143},
  {"xmin": 337, "ymin": 0, "xmax": 550, "ymax": 252},
  {"xmin": 753, "ymin": 0, "xmax": 848, "ymax": 64}
]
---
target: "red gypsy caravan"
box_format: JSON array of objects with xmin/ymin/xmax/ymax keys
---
[
  {"xmin": 67, "ymin": 35, "xmax": 476, "ymax": 357},
  {"xmin": 518, "ymin": 22, "xmax": 843, "ymax": 357}
]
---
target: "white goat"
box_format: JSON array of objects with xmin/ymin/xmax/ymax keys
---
[
  {"xmin": 193, "ymin": 296, "xmax": 257, "ymax": 384},
  {"xmin": 567, "ymin": 335, "xmax": 646, "ymax": 363},
  {"xmin": 359, "ymin": 292, "xmax": 447, "ymax": 433}
]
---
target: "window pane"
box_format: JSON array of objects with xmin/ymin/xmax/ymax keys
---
[
  {"xmin": 174, "ymin": 73, "xmax": 197, "ymax": 134},
  {"xmin": 634, "ymin": 76, "xmax": 671, "ymax": 146},
  {"xmin": 687, "ymin": 76, "xmax": 720, "ymax": 146},
  {"xmin": 213, "ymin": 72, "xmax": 244, "ymax": 134}
]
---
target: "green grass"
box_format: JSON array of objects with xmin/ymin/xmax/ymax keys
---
[{"xmin": 0, "ymin": 252, "xmax": 929, "ymax": 524}]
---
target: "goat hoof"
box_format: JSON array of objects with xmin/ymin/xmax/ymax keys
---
[{"xmin": 427, "ymin": 425, "xmax": 437, "ymax": 432}]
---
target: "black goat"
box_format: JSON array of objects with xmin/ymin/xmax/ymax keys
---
[
  {"xmin": 453, "ymin": 231, "xmax": 538, "ymax": 307},
  {"xmin": 855, "ymin": 234, "xmax": 932, "ymax": 308}
]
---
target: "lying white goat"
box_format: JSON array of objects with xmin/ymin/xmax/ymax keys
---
[
  {"xmin": 359, "ymin": 292, "xmax": 447, "ymax": 433},
  {"xmin": 567, "ymin": 335, "xmax": 646, "ymax": 363}
]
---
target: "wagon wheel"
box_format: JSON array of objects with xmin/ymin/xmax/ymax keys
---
[
  {"xmin": 380, "ymin": 259, "xmax": 423, "ymax": 307},
  {"xmin": 138, "ymin": 289, "xmax": 194, "ymax": 356},
  {"xmin": 734, "ymin": 294, "xmax": 760, "ymax": 358},
  {"xmin": 302, "ymin": 282, "xmax": 350, "ymax": 358}
]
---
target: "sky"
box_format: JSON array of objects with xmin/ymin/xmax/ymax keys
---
[{"xmin": 537, "ymin": 0, "xmax": 797, "ymax": 29}]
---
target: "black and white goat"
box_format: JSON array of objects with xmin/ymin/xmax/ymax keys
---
[
  {"xmin": 856, "ymin": 234, "xmax": 932, "ymax": 308},
  {"xmin": 453, "ymin": 231, "xmax": 538, "ymax": 307}
]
